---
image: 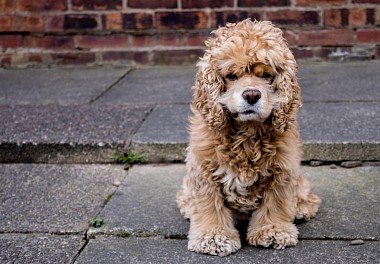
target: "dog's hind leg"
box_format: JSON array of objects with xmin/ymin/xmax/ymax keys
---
[{"xmin": 176, "ymin": 175, "xmax": 192, "ymax": 220}]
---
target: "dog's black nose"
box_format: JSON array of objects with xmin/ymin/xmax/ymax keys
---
[{"xmin": 242, "ymin": 89, "xmax": 261, "ymax": 105}]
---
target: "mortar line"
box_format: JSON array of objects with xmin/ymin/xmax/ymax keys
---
[{"xmin": 89, "ymin": 68, "xmax": 134, "ymax": 105}]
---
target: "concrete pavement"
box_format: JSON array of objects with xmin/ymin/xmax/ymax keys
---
[
  {"xmin": 1, "ymin": 60, "xmax": 380, "ymax": 163},
  {"xmin": 0, "ymin": 60, "xmax": 379, "ymax": 263}
]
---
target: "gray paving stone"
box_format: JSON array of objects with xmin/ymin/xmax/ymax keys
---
[
  {"xmin": 0, "ymin": 68, "xmax": 129, "ymax": 105},
  {"xmin": 95, "ymin": 66, "xmax": 195, "ymax": 105},
  {"xmin": 0, "ymin": 234, "xmax": 83, "ymax": 264},
  {"xmin": 89, "ymin": 165, "xmax": 380, "ymax": 240},
  {"xmin": 0, "ymin": 105, "xmax": 151, "ymax": 163},
  {"xmin": 299, "ymin": 60, "xmax": 380, "ymax": 103},
  {"xmin": 94, "ymin": 61, "xmax": 380, "ymax": 105},
  {"xmin": 298, "ymin": 166, "xmax": 380, "ymax": 240},
  {"xmin": 131, "ymin": 102, "xmax": 380, "ymax": 162},
  {"xmin": 90, "ymin": 164, "xmax": 188, "ymax": 237},
  {"xmin": 132, "ymin": 104, "xmax": 190, "ymax": 162},
  {"xmin": 0, "ymin": 164, "xmax": 127, "ymax": 233},
  {"xmin": 76, "ymin": 236, "xmax": 380, "ymax": 264}
]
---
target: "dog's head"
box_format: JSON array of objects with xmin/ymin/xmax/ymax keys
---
[{"xmin": 193, "ymin": 19, "xmax": 301, "ymax": 133}]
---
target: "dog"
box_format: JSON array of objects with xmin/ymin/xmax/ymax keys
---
[{"xmin": 176, "ymin": 19, "xmax": 320, "ymax": 256}]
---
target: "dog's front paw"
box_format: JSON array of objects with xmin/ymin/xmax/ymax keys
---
[
  {"xmin": 247, "ymin": 224, "xmax": 298, "ymax": 249},
  {"xmin": 188, "ymin": 227, "xmax": 241, "ymax": 256}
]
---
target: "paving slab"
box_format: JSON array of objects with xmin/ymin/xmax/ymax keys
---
[
  {"xmin": 95, "ymin": 66, "xmax": 195, "ymax": 105},
  {"xmin": 76, "ymin": 236, "xmax": 380, "ymax": 264},
  {"xmin": 89, "ymin": 165, "xmax": 380, "ymax": 240},
  {"xmin": 0, "ymin": 105, "xmax": 151, "ymax": 163},
  {"xmin": 94, "ymin": 61, "xmax": 380, "ymax": 105},
  {"xmin": 299, "ymin": 60, "xmax": 380, "ymax": 103},
  {"xmin": 132, "ymin": 104, "xmax": 190, "ymax": 162},
  {"xmin": 0, "ymin": 68, "xmax": 129, "ymax": 105},
  {"xmin": 0, "ymin": 234, "xmax": 84, "ymax": 264},
  {"xmin": 90, "ymin": 164, "xmax": 187, "ymax": 237},
  {"xmin": 0, "ymin": 164, "xmax": 127, "ymax": 233},
  {"xmin": 131, "ymin": 102, "xmax": 380, "ymax": 162}
]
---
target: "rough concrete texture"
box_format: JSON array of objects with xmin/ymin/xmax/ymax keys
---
[
  {"xmin": 90, "ymin": 165, "xmax": 379, "ymax": 240},
  {"xmin": 76, "ymin": 236, "xmax": 380, "ymax": 264},
  {"xmin": 131, "ymin": 102, "xmax": 380, "ymax": 162},
  {"xmin": 95, "ymin": 66, "xmax": 195, "ymax": 105},
  {"xmin": 90, "ymin": 164, "xmax": 188, "ymax": 237},
  {"xmin": 0, "ymin": 105, "xmax": 151, "ymax": 163},
  {"xmin": 0, "ymin": 68, "xmax": 129, "ymax": 105},
  {"xmin": 298, "ymin": 166, "xmax": 379, "ymax": 239},
  {"xmin": 93, "ymin": 61, "xmax": 380, "ymax": 105},
  {"xmin": 0, "ymin": 164, "xmax": 127, "ymax": 233},
  {"xmin": 0, "ymin": 234, "xmax": 84, "ymax": 264},
  {"xmin": 298, "ymin": 60, "xmax": 380, "ymax": 102}
]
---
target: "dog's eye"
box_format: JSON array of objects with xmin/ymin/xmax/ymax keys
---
[
  {"xmin": 226, "ymin": 73, "xmax": 238, "ymax": 81},
  {"xmin": 261, "ymin": 72, "xmax": 273, "ymax": 79}
]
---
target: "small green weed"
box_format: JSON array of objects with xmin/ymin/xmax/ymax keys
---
[
  {"xmin": 104, "ymin": 194, "xmax": 113, "ymax": 206},
  {"xmin": 113, "ymin": 151, "xmax": 147, "ymax": 169},
  {"xmin": 89, "ymin": 216, "xmax": 105, "ymax": 228}
]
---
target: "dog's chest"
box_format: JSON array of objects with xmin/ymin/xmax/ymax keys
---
[{"xmin": 219, "ymin": 170, "xmax": 265, "ymax": 213}]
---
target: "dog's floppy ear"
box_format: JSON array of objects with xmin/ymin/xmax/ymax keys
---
[
  {"xmin": 192, "ymin": 58, "xmax": 229, "ymax": 131},
  {"xmin": 270, "ymin": 66, "xmax": 301, "ymax": 134}
]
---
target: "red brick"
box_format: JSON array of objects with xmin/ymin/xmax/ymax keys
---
[
  {"xmin": 366, "ymin": 9, "xmax": 375, "ymax": 25},
  {"xmin": 290, "ymin": 48, "xmax": 314, "ymax": 59},
  {"xmin": 283, "ymin": 30, "xmax": 297, "ymax": 46},
  {"xmin": 64, "ymin": 14, "xmax": 100, "ymax": 31},
  {"xmin": 182, "ymin": 0, "xmax": 233, "ymax": 8},
  {"xmin": 211, "ymin": 10, "xmax": 262, "ymax": 27},
  {"xmin": 324, "ymin": 9, "xmax": 348, "ymax": 27},
  {"xmin": 153, "ymin": 49, "xmax": 204, "ymax": 65},
  {"xmin": 0, "ymin": 16, "xmax": 12, "ymax": 31},
  {"xmin": 186, "ymin": 31, "xmax": 210, "ymax": 46},
  {"xmin": 267, "ymin": 10, "xmax": 320, "ymax": 26},
  {"xmin": 47, "ymin": 15, "xmax": 65, "ymax": 32},
  {"xmin": 102, "ymin": 13, "xmax": 122, "ymax": 31},
  {"xmin": 2, "ymin": 16, "xmax": 45, "ymax": 32},
  {"xmin": 72, "ymin": 0, "xmax": 122, "ymax": 11},
  {"xmin": 128, "ymin": 0, "xmax": 177, "ymax": 8},
  {"xmin": 0, "ymin": 54, "xmax": 11, "ymax": 66},
  {"xmin": 238, "ymin": 0, "xmax": 290, "ymax": 7},
  {"xmin": 157, "ymin": 12, "xmax": 208, "ymax": 29},
  {"xmin": 352, "ymin": 0, "xmax": 378, "ymax": 3},
  {"xmin": 51, "ymin": 52, "xmax": 96, "ymax": 65},
  {"xmin": 18, "ymin": 0, "xmax": 67, "ymax": 12},
  {"xmin": 357, "ymin": 29, "xmax": 380, "ymax": 43},
  {"xmin": 24, "ymin": 36, "xmax": 74, "ymax": 49},
  {"xmin": 102, "ymin": 51, "xmax": 149, "ymax": 64},
  {"xmin": 296, "ymin": 0, "xmax": 347, "ymax": 6},
  {"xmin": 0, "ymin": 35, "xmax": 22, "ymax": 48},
  {"xmin": 349, "ymin": 8, "xmax": 367, "ymax": 26},
  {"xmin": 299, "ymin": 29, "xmax": 354, "ymax": 46},
  {"xmin": 130, "ymin": 34, "xmax": 155, "ymax": 47},
  {"xmin": 0, "ymin": 0, "xmax": 14, "ymax": 12},
  {"xmin": 122, "ymin": 13, "xmax": 153, "ymax": 30},
  {"xmin": 28, "ymin": 53, "xmax": 42, "ymax": 63},
  {"xmin": 77, "ymin": 35, "xmax": 129, "ymax": 49},
  {"xmin": 156, "ymin": 33, "xmax": 183, "ymax": 46}
]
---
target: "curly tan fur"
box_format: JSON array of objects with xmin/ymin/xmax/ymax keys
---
[{"xmin": 177, "ymin": 19, "xmax": 320, "ymax": 256}]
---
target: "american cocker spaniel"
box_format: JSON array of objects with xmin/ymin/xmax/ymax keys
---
[{"xmin": 176, "ymin": 19, "xmax": 320, "ymax": 256}]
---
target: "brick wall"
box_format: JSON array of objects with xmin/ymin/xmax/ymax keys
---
[{"xmin": 0, "ymin": 0, "xmax": 379, "ymax": 67}]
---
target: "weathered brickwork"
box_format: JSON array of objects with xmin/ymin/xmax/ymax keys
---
[{"xmin": 0, "ymin": 0, "xmax": 379, "ymax": 67}]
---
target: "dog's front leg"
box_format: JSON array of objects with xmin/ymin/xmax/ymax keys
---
[
  {"xmin": 247, "ymin": 180, "xmax": 298, "ymax": 249},
  {"xmin": 187, "ymin": 167, "xmax": 241, "ymax": 256}
]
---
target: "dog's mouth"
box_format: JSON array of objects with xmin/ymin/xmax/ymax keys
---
[{"xmin": 240, "ymin": 110, "xmax": 256, "ymax": 115}]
